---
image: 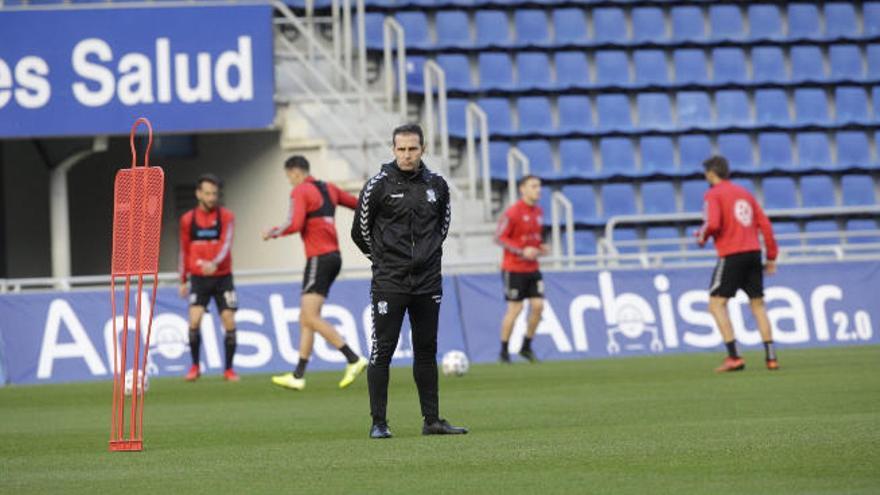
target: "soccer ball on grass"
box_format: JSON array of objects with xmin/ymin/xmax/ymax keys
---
[{"xmin": 441, "ymin": 350, "xmax": 469, "ymax": 377}]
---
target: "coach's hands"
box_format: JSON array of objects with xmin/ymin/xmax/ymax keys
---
[
  {"xmin": 261, "ymin": 229, "xmax": 273, "ymax": 241},
  {"xmin": 199, "ymin": 260, "xmax": 217, "ymax": 276},
  {"xmin": 523, "ymin": 246, "xmax": 540, "ymax": 260},
  {"xmin": 765, "ymin": 259, "xmax": 777, "ymax": 275},
  {"xmin": 178, "ymin": 283, "xmax": 188, "ymax": 299},
  {"xmin": 540, "ymin": 243, "xmax": 551, "ymax": 256}
]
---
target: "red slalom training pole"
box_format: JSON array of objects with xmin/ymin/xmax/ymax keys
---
[{"xmin": 109, "ymin": 118, "xmax": 165, "ymax": 452}]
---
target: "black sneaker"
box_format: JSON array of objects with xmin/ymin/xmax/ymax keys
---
[
  {"xmin": 370, "ymin": 423, "xmax": 393, "ymax": 439},
  {"xmin": 499, "ymin": 352, "xmax": 511, "ymax": 364},
  {"xmin": 422, "ymin": 418, "xmax": 469, "ymax": 435},
  {"xmin": 519, "ymin": 348, "xmax": 539, "ymax": 363}
]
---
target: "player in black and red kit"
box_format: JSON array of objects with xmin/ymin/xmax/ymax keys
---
[
  {"xmin": 263, "ymin": 156, "xmax": 367, "ymax": 391},
  {"xmin": 496, "ymin": 175, "xmax": 550, "ymax": 364},
  {"xmin": 178, "ymin": 174, "xmax": 240, "ymax": 382},
  {"xmin": 697, "ymin": 156, "xmax": 780, "ymax": 372}
]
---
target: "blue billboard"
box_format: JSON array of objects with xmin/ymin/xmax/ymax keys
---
[
  {"xmin": 0, "ymin": 5, "xmax": 275, "ymax": 137},
  {"xmin": 0, "ymin": 262, "xmax": 877, "ymax": 385}
]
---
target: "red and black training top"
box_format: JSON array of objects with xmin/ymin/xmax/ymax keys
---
[
  {"xmin": 496, "ymin": 199, "xmax": 544, "ymax": 273},
  {"xmin": 697, "ymin": 180, "xmax": 778, "ymax": 260},
  {"xmin": 268, "ymin": 176, "xmax": 358, "ymax": 258},
  {"xmin": 179, "ymin": 206, "xmax": 235, "ymax": 282}
]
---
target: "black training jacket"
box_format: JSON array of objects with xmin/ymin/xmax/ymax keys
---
[{"xmin": 352, "ymin": 161, "xmax": 451, "ymax": 295}]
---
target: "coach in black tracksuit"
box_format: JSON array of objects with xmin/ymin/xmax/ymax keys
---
[{"xmin": 352, "ymin": 124, "xmax": 468, "ymax": 439}]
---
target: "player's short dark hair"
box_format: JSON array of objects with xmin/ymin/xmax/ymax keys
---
[
  {"xmin": 196, "ymin": 173, "xmax": 221, "ymax": 189},
  {"xmin": 702, "ymin": 155, "xmax": 730, "ymax": 179},
  {"xmin": 518, "ymin": 174, "xmax": 540, "ymax": 188},
  {"xmin": 392, "ymin": 124, "xmax": 424, "ymax": 147},
  {"xmin": 284, "ymin": 155, "xmax": 310, "ymax": 172}
]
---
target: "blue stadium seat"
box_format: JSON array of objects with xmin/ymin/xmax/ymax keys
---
[
  {"xmin": 677, "ymin": 92, "xmax": 712, "ymax": 128},
  {"xmin": 437, "ymin": 55, "xmax": 472, "ymax": 91},
  {"xmin": 710, "ymin": 5, "xmax": 745, "ymax": 40},
  {"xmin": 866, "ymin": 4, "xmax": 880, "ymax": 36},
  {"xmin": 791, "ymin": 46, "xmax": 825, "ymax": 80},
  {"xmin": 788, "ymin": 4, "xmax": 821, "ymax": 39},
  {"xmin": 632, "ymin": 7, "xmax": 666, "ymax": 42},
  {"xmin": 597, "ymin": 94, "xmax": 632, "ymax": 130},
  {"xmin": 396, "ymin": 12, "xmax": 430, "ymax": 49},
  {"xmin": 518, "ymin": 140, "xmax": 555, "ymax": 178},
  {"xmin": 671, "ymin": 6, "xmax": 705, "ymax": 41},
  {"xmin": 755, "ymin": 89, "xmax": 790, "ymax": 125},
  {"xmin": 841, "ymin": 175, "xmax": 877, "ymax": 205},
  {"xmin": 712, "ymin": 48, "xmax": 748, "ymax": 83},
  {"xmin": 642, "ymin": 182, "xmax": 677, "ymax": 214},
  {"xmin": 837, "ymin": 131, "xmax": 872, "ymax": 167},
  {"xmin": 762, "ymin": 177, "xmax": 798, "ymax": 209},
  {"xmin": 574, "ymin": 230, "xmax": 597, "ymax": 254},
  {"xmin": 637, "ymin": 93, "xmax": 673, "ymax": 130},
  {"xmin": 613, "ymin": 228, "xmax": 641, "ymax": 254},
  {"xmin": 476, "ymin": 10, "xmax": 510, "ymax": 47},
  {"xmin": 489, "ymin": 141, "xmax": 511, "ymax": 178},
  {"xmin": 825, "ymin": 3, "xmax": 859, "ymax": 38},
  {"xmin": 436, "ymin": 11, "xmax": 471, "ymax": 48},
  {"xmin": 836, "ymin": 87, "xmax": 870, "ymax": 123},
  {"xmin": 562, "ymin": 185, "xmax": 599, "ymax": 224},
  {"xmin": 595, "ymin": 51, "xmax": 630, "ymax": 86},
  {"xmin": 752, "ymin": 47, "xmax": 787, "ymax": 82},
  {"xmin": 797, "ymin": 132, "xmax": 832, "ymax": 170},
  {"xmin": 748, "ymin": 4, "xmax": 784, "ymax": 40},
  {"xmin": 868, "ymin": 45, "xmax": 880, "ymax": 78},
  {"xmin": 679, "ymin": 134, "xmax": 712, "ymax": 174},
  {"xmin": 446, "ymin": 98, "xmax": 468, "ymax": 136},
  {"xmin": 405, "ymin": 56, "xmax": 427, "ymax": 89},
  {"xmin": 758, "ymin": 133, "xmax": 793, "ymax": 171},
  {"xmin": 845, "ymin": 220, "xmax": 880, "ymax": 244},
  {"xmin": 599, "ymin": 137, "xmax": 637, "ymax": 175},
  {"xmin": 732, "ymin": 178, "xmax": 757, "ymax": 195},
  {"xmin": 794, "ymin": 89, "xmax": 830, "ymax": 124},
  {"xmin": 800, "ymin": 175, "xmax": 837, "ymax": 207},
  {"xmin": 559, "ymin": 139, "xmax": 595, "ymax": 177},
  {"xmin": 555, "ymin": 52, "xmax": 589, "ymax": 88},
  {"xmin": 829, "ymin": 44, "xmax": 863, "ymax": 79},
  {"xmin": 515, "ymin": 9, "xmax": 550, "ymax": 45},
  {"xmin": 634, "ymin": 50, "xmax": 668, "ymax": 85},
  {"xmin": 593, "ymin": 7, "xmax": 628, "ymax": 43},
  {"xmin": 517, "ymin": 97, "xmax": 554, "ymax": 134},
  {"xmin": 479, "ymin": 98, "xmax": 513, "ymax": 134},
  {"xmin": 553, "ymin": 8, "xmax": 588, "ymax": 45},
  {"xmin": 674, "ymin": 50, "xmax": 709, "ymax": 84},
  {"xmin": 646, "ymin": 227, "xmax": 682, "ymax": 252},
  {"xmin": 716, "ymin": 91, "xmax": 751, "ymax": 126},
  {"xmin": 538, "ymin": 189, "xmax": 553, "ymax": 216},
  {"xmin": 478, "ymin": 53, "xmax": 514, "ymax": 90},
  {"xmin": 874, "ymin": 87, "xmax": 880, "ymax": 118},
  {"xmin": 773, "ymin": 222, "xmax": 802, "ymax": 247},
  {"xmin": 717, "ymin": 134, "xmax": 754, "ymax": 170},
  {"xmin": 805, "ymin": 221, "xmax": 841, "ymax": 245},
  {"xmin": 364, "ymin": 13, "xmax": 385, "ymax": 49},
  {"xmin": 640, "ymin": 137, "xmax": 676, "ymax": 175},
  {"xmin": 682, "ymin": 180, "xmax": 707, "ymax": 212},
  {"xmin": 557, "ymin": 96, "xmax": 592, "ymax": 133},
  {"xmin": 601, "ymin": 183, "xmax": 638, "ymax": 217},
  {"xmin": 517, "ymin": 53, "xmax": 553, "ymax": 89}
]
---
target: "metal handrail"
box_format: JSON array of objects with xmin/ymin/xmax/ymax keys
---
[
  {"xmin": 506, "ymin": 147, "xmax": 529, "ymax": 207},
  {"xmin": 465, "ymin": 103, "xmax": 491, "ymax": 219},
  {"xmin": 383, "ymin": 17, "xmax": 407, "ymax": 122},
  {"xmin": 423, "ymin": 60, "xmax": 450, "ymax": 175},
  {"xmin": 550, "ymin": 191, "xmax": 575, "ymax": 268}
]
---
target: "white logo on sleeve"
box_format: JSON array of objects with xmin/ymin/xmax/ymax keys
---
[
  {"xmin": 377, "ymin": 301, "xmax": 388, "ymax": 315},
  {"xmin": 426, "ymin": 189, "xmax": 437, "ymax": 202},
  {"xmin": 734, "ymin": 199, "xmax": 753, "ymax": 227}
]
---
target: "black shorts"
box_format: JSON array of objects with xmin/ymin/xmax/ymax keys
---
[
  {"xmin": 709, "ymin": 251, "xmax": 764, "ymax": 299},
  {"xmin": 302, "ymin": 251, "xmax": 342, "ymax": 297},
  {"xmin": 189, "ymin": 274, "xmax": 238, "ymax": 312},
  {"xmin": 502, "ymin": 270, "xmax": 544, "ymax": 302}
]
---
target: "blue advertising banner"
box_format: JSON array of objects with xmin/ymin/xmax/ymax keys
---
[
  {"xmin": 0, "ymin": 5, "xmax": 274, "ymax": 138},
  {"xmin": 0, "ymin": 262, "xmax": 877, "ymax": 385}
]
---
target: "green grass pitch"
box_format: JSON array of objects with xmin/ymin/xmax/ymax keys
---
[{"xmin": 1, "ymin": 346, "xmax": 878, "ymax": 494}]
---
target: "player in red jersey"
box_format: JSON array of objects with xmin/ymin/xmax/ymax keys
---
[
  {"xmin": 495, "ymin": 175, "xmax": 550, "ymax": 363},
  {"xmin": 696, "ymin": 156, "xmax": 780, "ymax": 372},
  {"xmin": 263, "ymin": 156, "xmax": 368, "ymax": 391},
  {"xmin": 178, "ymin": 174, "xmax": 240, "ymax": 382}
]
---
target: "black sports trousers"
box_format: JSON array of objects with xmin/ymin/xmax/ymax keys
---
[{"xmin": 368, "ymin": 292, "xmax": 441, "ymax": 424}]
